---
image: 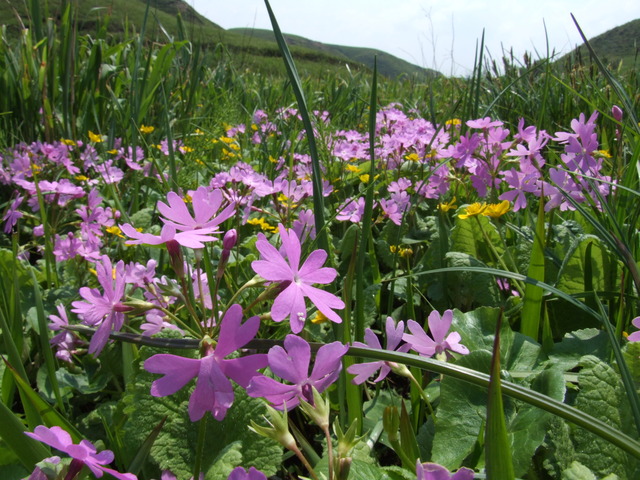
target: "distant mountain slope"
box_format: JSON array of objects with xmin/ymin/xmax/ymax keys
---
[
  {"xmin": 563, "ymin": 18, "xmax": 639, "ymax": 69},
  {"xmin": 229, "ymin": 28, "xmax": 439, "ymax": 79},
  {"xmin": 0, "ymin": 0, "xmax": 437, "ymax": 78}
]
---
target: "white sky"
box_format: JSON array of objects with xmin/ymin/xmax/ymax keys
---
[{"xmin": 186, "ymin": 1, "xmax": 640, "ymax": 76}]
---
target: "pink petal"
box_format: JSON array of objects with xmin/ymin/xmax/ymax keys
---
[
  {"xmin": 220, "ymin": 355, "xmax": 268, "ymax": 388},
  {"xmin": 215, "ymin": 305, "xmax": 260, "ymax": 357},
  {"xmin": 144, "ymin": 354, "xmax": 201, "ymax": 396},
  {"xmin": 278, "ymin": 224, "xmax": 301, "ymax": 271},
  {"xmin": 428, "ymin": 310, "xmax": 452, "ymax": 344},
  {"xmin": 188, "ymin": 355, "xmax": 234, "ymax": 421},
  {"xmin": 300, "ymin": 284, "xmax": 344, "ymax": 324},
  {"xmin": 297, "ymin": 249, "xmax": 328, "ymax": 277},
  {"xmin": 268, "ymin": 335, "xmax": 310, "ymax": 383},
  {"xmin": 271, "ymin": 283, "xmax": 307, "ymax": 330}
]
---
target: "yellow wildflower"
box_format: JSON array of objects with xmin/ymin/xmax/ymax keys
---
[
  {"xmin": 107, "ymin": 149, "xmax": 118, "ymax": 155},
  {"xmin": 139, "ymin": 125, "xmax": 155, "ymax": 134},
  {"xmin": 346, "ymin": 164, "xmax": 361, "ymax": 173},
  {"xmin": 269, "ymin": 156, "xmax": 278, "ymax": 164},
  {"xmin": 311, "ymin": 311, "xmax": 330, "ymax": 324},
  {"xmin": 445, "ymin": 118, "xmax": 462, "ymax": 126},
  {"xmin": 405, "ymin": 153, "xmax": 419, "ymax": 162},
  {"xmin": 181, "ymin": 146, "xmax": 194, "ymax": 153},
  {"xmin": 596, "ymin": 149, "xmax": 612, "ymax": 159},
  {"xmin": 106, "ymin": 225, "xmax": 124, "ymax": 238},
  {"xmin": 61, "ymin": 138, "xmax": 76, "ymax": 146},
  {"xmin": 483, "ymin": 200, "xmax": 511, "ymax": 218},
  {"xmin": 458, "ymin": 202, "xmax": 487, "ymax": 219},
  {"xmin": 75, "ymin": 175, "xmax": 89, "ymax": 182},
  {"xmin": 247, "ymin": 217, "xmax": 277, "ymax": 232},
  {"xmin": 220, "ymin": 136, "xmax": 235, "ymax": 144},
  {"xmin": 438, "ymin": 197, "xmax": 458, "ymax": 213},
  {"xmin": 88, "ymin": 131, "xmax": 104, "ymax": 143}
]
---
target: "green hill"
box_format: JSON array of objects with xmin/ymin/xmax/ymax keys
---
[
  {"xmin": 0, "ymin": 0, "xmax": 437, "ymax": 78},
  {"xmin": 561, "ymin": 18, "xmax": 639, "ymax": 70},
  {"xmin": 228, "ymin": 28, "xmax": 438, "ymax": 79}
]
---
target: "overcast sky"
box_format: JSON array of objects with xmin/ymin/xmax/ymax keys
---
[{"xmin": 186, "ymin": 1, "xmax": 640, "ymax": 76}]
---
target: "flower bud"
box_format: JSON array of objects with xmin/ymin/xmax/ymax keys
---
[
  {"xmin": 222, "ymin": 229, "xmax": 238, "ymax": 250},
  {"xmin": 612, "ymin": 105, "xmax": 623, "ymax": 122}
]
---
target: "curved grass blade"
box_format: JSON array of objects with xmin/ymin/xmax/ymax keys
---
[
  {"xmin": 347, "ymin": 345, "xmax": 640, "ymax": 460},
  {"xmin": 413, "ymin": 264, "xmax": 640, "ymax": 437}
]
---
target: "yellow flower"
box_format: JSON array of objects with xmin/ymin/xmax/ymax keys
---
[
  {"xmin": 106, "ymin": 225, "xmax": 124, "ymax": 238},
  {"xmin": 180, "ymin": 146, "xmax": 194, "ymax": 153},
  {"xmin": 596, "ymin": 149, "xmax": 612, "ymax": 159},
  {"xmin": 194, "ymin": 128, "xmax": 205, "ymax": 136},
  {"xmin": 75, "ymin": 175, "xmax": 89, "ymax": 181},
  {"xmin": 311, "ymin": 311, "xmax": 330, "ymax": 324},
  {"xmin": 247, "ymin": 217, "xmax": 277, "ymax": 232},
  {"xmin": 346, "ymin": 164, "xmax": 361, "ymax": 173},
  {"xmin": 389, "ymin": 245, "xmax": 398, "ymax": 254},
  {"xmin": 139, "ymin": 125, "xmax": 155, "ymax": 134},
  {"xmin": 220, "ymin": 136, "xmax": 235, "ymax": 144},
  {"xmin": 405, "ymin": 153, "xmax": 420, "ymax": 162},
  {"xmin": 107, "ymin": 149, "xmax": 118, "ymax": 155},
  {"xmin": 438, "ymin": 197, "xmax": 458, "ymax": 213},
  {"xmin": 458, "ymin": 202, "xmax": 487, "ymax": 219},
  {"xmin": 88, "ymin": 131, "xmax": 104, "ymax": 143},
  {"xmin": 269, "ymin": 156, "xmax": 278, "ymax": 164},
  {"xmin": 483, "ymin": 200, "xmax": 511, "ymax": 218},
  {"xmin": 446, "ymin": 118, "xmax": 462, "ymax": 126},
  {"xmin": 360, "ymin": 173, "xmax": 380, "ymax": 184},
  {"xmin": 61, "ymin": 138, "xmax": 76, "ymax": 146},
  {"xmin": 399, "ymin": 247, "xmax": 413, "ymax": 258}
]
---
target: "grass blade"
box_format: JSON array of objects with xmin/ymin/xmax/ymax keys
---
[
  {"xmin": 263, "ymin": 0, "xmax": 329, "ymax": 254},
  {"xmin": 485, "ymin": 310, "xmax": 515, "ymax": 479},
  {"xmin": 520, "ymin": 198, "xmax": 546, "ymax": 340}
]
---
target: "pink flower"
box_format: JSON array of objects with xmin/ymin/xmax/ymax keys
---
[
  {"xmin": 251, "ymin": 224, "xmax": 345, "ymax": 333},
  {"xmin": 416, "ymin": 460, "xmax": 474, "ymax": 480},
  {"xmin": 120, "ymin": 223, "xmax": 219, "ymax": 249},
  {"xmin": 627, "ymin": 317, "xmax": 640, "ymax": 342},
  {"xmin": 247, "ymin": 334, "xmax": 348, "ymax": 410},
  {"xmin": 144, "ymin": 304, "xmax": 267, "ymax": 421},
  {"xmin": 227, "ymin": 466, "xmax": 267, "ymax": 480},
  {"xmin": 403, "ymin": 310, "xmax": 469, "ymax": 359},
  {"xmin": 71, "ymin": 255, "xmax": 131, "ymax": 356},
  {"xmin": 158, "ymin": 186, "xmax": 235, "ymax": 232},
  {"xmin": 25, "ymin": 425, "xmax": 136, "ymax": 480},
  {"xmin": 348, "ymin": 317, "xmax": 411, "ymax": 384}
]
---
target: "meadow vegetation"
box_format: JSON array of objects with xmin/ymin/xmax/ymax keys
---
[{"xmin": 1, "ymin": 1, "xmax": 640, "ymax": 479}]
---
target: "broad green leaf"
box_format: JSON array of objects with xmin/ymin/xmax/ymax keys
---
[
  {"xmin": 443, "ymin": 252, "xmax": 501, "ymax": 310},
  {"xmin": 449, "ymin": 307, "xmax": 544, "ymax": 372},
  {"xmin": 548, "ymin": 328, "xmax": 610, "ymax": 372},
  {"xmin": 432, "ymin": 349, "xmax": 565, "ymax": 476},
  {"xmin": 451, "ymin": 213, "xmax": 505, "ymax": 265},
  {"xmin": 204, "ymin": 441, "xmax": 243, "ymax": 480},
  {"xmin": 571, "ymin": 356, "xmax": 640, "ymax": 479},
  {"xmin": 120, "ymin": 348, "xmax": 282, "ymax": 478}
]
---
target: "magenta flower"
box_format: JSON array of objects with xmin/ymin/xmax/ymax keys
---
[
  {"xmin": 227, "ymin": 466, "xmax": 267, "ymax": 480},
  {"xmin": 403, "ymin": 310, "xmax": 469, "ymax": 359},
  {"xmin": 158, "ymin": 186, "xmax": 235, "ymax": 232},
  {"xmin": 251, "ymin": 224, "xmax": 345, "ymax": 333},
  {"xmin": 144, "ymin": 304, "xmax": 267, "ymax": 421},
  {"xmin": 348, "ymin": 317, "xmax": 411, "ymax": 384},
  {"xmin": 71, "ymin": 255, "xmax": 131, "ymax": 356},
  {"xmin": 416, "ymin": 460, "xmax": 474, "ymax": 480},
  {"xmin": 247, "ymin": 334, "xmax": 348, "ymax": 410},
  {"xmin": 25, "ymin": 425, "xmax": 136, "ymax": 480},
  {"xmin": 120, "ymin": 223, "xmax": 219, "ymax": 249},
  {"xmin": 627, "ymin": 317, "xmax": 640, "ymax": 342}
]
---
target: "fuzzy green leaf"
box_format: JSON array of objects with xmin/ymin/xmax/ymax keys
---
[
  {"xmin": 570, "ymin": 356, "xmax": 639, "ymax": 479},
  {"xmin": 120, "ymin": 351, "xmax": 281, "ymax": 479}
]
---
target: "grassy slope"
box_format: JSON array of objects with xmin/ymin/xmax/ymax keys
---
[
  {"xmin": 0, "ymin": 0, "xmax": 436, "ymax": 78},
  {"xmin": 561, "ymin": 18, "xmax": 639, "ymax": 70},
  {"xmin": 228, "ymin": 28, "xmax": 438, "ymax": 79}
]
